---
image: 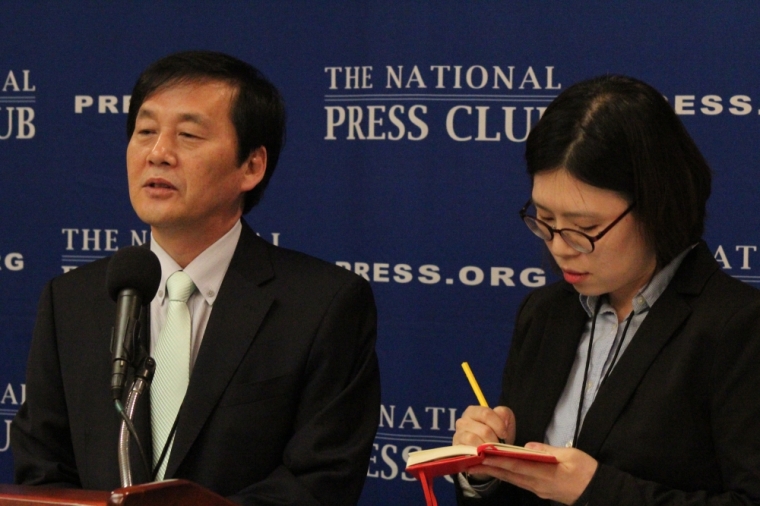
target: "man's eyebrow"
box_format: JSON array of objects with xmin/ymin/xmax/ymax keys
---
[
  {"xmin": 135, "ymin": 109, "xmax": 208, "ymax": 126},
  {"xmin": 136, "ymin": 108, "xmax": 156, "ymax": 120},
  {"xmin": 177, "ymin": 112, "xmax": 207, "ymax": 126}
]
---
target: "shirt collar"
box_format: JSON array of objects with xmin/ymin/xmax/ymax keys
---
[
  {"xmin": 151, "ymin": 220, "xmax": 242, "ymax": 306},
  {"xmin": 580, "ymin": 244, "xmax": 697, "ymax": 317}
]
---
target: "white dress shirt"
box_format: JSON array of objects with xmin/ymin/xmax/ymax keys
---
[
  {"xmin": 544, "ymin": 245, "xmax": 692, "ymax": 449},
  {"xmin": 149, "ymin": 220, "xmax": 241, "ymax": 371}
]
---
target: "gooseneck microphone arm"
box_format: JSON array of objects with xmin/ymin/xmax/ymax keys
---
[
  {"xmin": 117, "ymin": 357, "xmax": 156, "ymax": 486},
  {"xmin": 105, "ymin": 246, "xmax": 162, "ymax": 487}
]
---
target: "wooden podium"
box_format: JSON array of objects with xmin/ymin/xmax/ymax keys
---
[{"xmin": 0, "ymin": 479, "xmax": 237, "ymax": 506}]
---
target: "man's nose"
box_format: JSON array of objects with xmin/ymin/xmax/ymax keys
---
[{"xmin": 147, "ymin": 134, "xmax": 177, "ymax": 166}]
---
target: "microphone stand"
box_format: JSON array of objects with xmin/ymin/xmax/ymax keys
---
[{"xmin": 117, "ymin": 357, "xmax": 156, "ymax": 487}]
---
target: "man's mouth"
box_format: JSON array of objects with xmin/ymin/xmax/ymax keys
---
[{"xmin": 145, "ymin": 179, "xmax": 176, "ymax": 190}]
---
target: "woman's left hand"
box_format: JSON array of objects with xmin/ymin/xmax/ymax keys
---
[{"xmin": 466, "ymin": 442, "xmax": 598, "ymax": 505}]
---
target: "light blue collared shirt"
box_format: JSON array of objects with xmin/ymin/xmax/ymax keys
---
[
  {"xmin": 460, "ymin": 245, "xmax": 695, "ymax": 499},
  {"xmin": 544, "ymin": 246, "xmax": 694, "ymax": 448}
]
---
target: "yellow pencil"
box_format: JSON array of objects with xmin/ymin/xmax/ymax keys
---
[{"xmin": 461, "ymin": 362, "xmax": 489, "ymax": 407}]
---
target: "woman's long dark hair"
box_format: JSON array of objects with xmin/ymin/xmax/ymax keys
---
[{"xmin": 525, "ymin": 75, "xmax": 711, "ymax": 267}]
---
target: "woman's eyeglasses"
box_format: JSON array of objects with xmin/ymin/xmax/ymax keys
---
[{"xmin": 519, "ymin": 199, "xmax": 636, "ymax": 254}]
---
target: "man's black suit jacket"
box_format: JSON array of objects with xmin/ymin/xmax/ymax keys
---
[
  {"xmin": 457, "ymin": 242, "xmax": 760, "ymax": 505},
  {"xmin": 12, "ymin": 221, "xmax": 381, "ymax": 506}
]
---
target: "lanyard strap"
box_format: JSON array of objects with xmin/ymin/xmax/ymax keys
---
[{"xmin": 571, "ymin": 298, "xmax": 634, "ymax": 448}]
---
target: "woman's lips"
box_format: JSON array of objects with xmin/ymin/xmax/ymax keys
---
[{"xmin": 563, "ymin": 270, "xmax": 588, "ymax": 284}]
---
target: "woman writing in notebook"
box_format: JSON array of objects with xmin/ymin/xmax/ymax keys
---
[{"xmin": 453, "ymin": 75, "xmax": 760, "ymax": 505}]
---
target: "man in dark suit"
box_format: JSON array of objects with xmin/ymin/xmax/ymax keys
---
[{"xmin": 11, "ymin": 50, "xmax": 381, "ymax": 506}]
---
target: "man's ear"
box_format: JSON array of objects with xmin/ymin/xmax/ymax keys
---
[{"xmin": 240, "ymin": 146, "xmax": 267, "ymax": 192}]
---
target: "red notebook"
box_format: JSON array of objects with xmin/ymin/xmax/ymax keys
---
[{"xmin": 405, "ymin": 443, "xmax": 558, "ymax": 506}]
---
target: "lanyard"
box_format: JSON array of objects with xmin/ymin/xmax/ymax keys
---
[{"xmin": 571, "ymin": 298, "xmax": 634, "ymax": 448}]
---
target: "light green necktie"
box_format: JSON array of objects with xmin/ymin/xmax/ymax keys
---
[{"xmin": 151, "ymin": 270, "xmax": 195, "ymax": 481}]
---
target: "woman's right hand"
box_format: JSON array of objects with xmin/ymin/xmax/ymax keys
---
[
  {"xmin": 453, "ymin": 405, "xmax": 517, "ymax": 481},
  {"xmin": 454, "ymin": 405, "xmax": 516, "ymax": 446}
]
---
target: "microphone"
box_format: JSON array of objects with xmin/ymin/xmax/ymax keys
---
[{"xmin": 106, "ymin": 246, "xmax": 162, "ymax": 401}]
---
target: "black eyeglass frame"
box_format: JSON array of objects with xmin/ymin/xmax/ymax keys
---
[{"xmin": 519, "ymin": 198, "xmax": 636, "ymax": 253}]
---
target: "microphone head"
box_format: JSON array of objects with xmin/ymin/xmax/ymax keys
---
[{"xmin": 105, "ymin": 246, "xmax": 162, "ymax": 303}]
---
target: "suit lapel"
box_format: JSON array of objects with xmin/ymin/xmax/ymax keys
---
[
  {"xmin": 518, "ymin": 287, "xmax": 588, "ymax": 444},
  {"xmin": 164, "ymin": 223, "xmax": 275, "ymax": 477},
  {"xmin": 575, "ymin": 243, "xmax": 715, "ymax": 455},
  {"xmin": 575, "ymin": 286, "xmax": 691, "ymax": 454}
]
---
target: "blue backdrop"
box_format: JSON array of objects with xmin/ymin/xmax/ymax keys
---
[{"xmin": 2, "ymin": 3, "xmax": 760, "ymax": 504}]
